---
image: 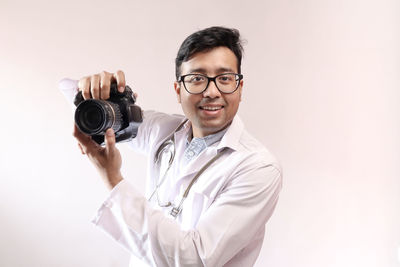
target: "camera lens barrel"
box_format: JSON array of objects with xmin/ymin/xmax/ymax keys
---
[{"xmin": 75, "ymin": 99, "xmax": 123, "ymax": 135}]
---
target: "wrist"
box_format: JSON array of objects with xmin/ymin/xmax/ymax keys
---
[{"xmin": 104, "ymin": 172, "xmax": 124, "ymax": 190}]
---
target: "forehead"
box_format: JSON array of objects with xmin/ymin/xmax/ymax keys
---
[{"xmin": 180, "ymin": 47, "xmax": 238, "ymax": 75}]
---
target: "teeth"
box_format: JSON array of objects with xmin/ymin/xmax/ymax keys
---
[{"xmin": 202, "ymin": 106, "xmax": 221, "ymax": 111}]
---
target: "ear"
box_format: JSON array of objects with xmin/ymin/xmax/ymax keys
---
[
  {"xmin": 174, "ymin": 81, "xmax": 181, "ymax": 103},
  {"xmin": 238, "ymin": 79, "xmax": 243, "ymax": 101}
]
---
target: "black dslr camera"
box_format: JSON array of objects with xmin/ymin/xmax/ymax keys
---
[{"xmin": 74, "ymin": 82, "xmax": 143, "ymax": 145}]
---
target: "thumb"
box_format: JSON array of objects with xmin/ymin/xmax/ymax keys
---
[{"xmin": 105, "ymin": 128, "xmax": 116, "ymax": 155}]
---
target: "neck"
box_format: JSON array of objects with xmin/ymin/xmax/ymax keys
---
[{"xmin": 192, "ymin": 122, "xmax": 232, "ymax": 138}]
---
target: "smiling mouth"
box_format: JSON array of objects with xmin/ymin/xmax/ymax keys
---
[{"xmin": 199, "ymin": 106, "xmax": 224, "ymax": 111}]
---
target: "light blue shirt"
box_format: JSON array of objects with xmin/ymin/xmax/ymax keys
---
[{"xmin": 183, "ymin": 128, "xmax": 228, "ymax": 162}]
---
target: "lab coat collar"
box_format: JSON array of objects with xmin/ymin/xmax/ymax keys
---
[
  {"xmin": 173, "ymin": 119, "xmax": 192, "ymax": 147},
  {"xmin": 217, "ymin": 115, "xmax": 244, "ymax": 152}
]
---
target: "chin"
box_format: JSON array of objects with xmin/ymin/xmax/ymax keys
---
[{"xmin": 198, "ymin": 120, "xmax": 230, "ymax": 135}]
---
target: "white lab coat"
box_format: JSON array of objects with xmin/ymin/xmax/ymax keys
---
[{"xmin": 91, "ymin": 110, "xmax": 283, "ymax": 267}]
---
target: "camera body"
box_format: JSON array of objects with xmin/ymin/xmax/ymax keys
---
[{"xmin": 74, "ymin": 83, "xmax": 143, "ymax": 145}]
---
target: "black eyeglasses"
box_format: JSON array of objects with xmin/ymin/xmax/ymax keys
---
[{"xmin": 178, "ymin": 73, "xmax": 243, "ymax": 94}]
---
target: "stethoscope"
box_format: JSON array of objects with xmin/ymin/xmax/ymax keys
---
[{"xmin": 148, "ymin": 119, "xmax": 227, "ymax": 219}]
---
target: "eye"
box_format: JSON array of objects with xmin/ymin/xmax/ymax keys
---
[
  {"xmin": 187, "ymin": 75, "xmax": 206, "ymax": 83},
  {"xmin": 217, "ymin": 74, "xmax": 235, "ymax": 83}
]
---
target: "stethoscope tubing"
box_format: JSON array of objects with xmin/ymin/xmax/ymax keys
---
[{"xmin": 149, "ymin": 119, "xmax": 228, "ymax": 218}]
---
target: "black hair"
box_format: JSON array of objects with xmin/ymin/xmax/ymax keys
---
[{"xmin": 175, "ymin": 26, "xmax": 244, "ymax": 80}]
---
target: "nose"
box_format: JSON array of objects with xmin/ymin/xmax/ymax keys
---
[{"xmin": 203, "ymin": 80, "xmax": 221, "ymax": 98}]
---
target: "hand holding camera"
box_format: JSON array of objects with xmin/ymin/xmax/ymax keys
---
[
  {"xmin": 78, "ymin": 70, "xmax": 126, "ymax": 100},
  {"xmin": 75, "ymin": 70, "xmax": 143, "ymax": 145},
  {"xmin": 73, "ymin": 70, "xmax": 142, "ymax": 189}
]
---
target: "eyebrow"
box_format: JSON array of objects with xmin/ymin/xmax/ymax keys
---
[{"xmin": 187, "ymin": 67, "xmax": 236, "ymax": 75}]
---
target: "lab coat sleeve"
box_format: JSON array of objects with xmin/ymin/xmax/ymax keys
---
[
  {"xmin": 92, "ymin": 164, "xmax": 282, "ymax": 267},
  {"xmin": 128, "ymin": 110, "xmax": 184, "ymax": 155}
]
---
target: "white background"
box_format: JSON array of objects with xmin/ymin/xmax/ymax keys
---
[{"xmin": 0, "ymin": 0, "xmax": 399, "ymax": 266}]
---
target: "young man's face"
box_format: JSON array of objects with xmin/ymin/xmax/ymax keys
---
[{"xmin": 174, "ymin": 46, "xmax": 243, "ymax": 137}]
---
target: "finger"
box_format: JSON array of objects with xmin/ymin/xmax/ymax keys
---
[
  {"xmin": 90, "ymin": 74, "xmax": 101, "ymax": 99},
  {"xmin": 113, "ymin": 70, "xmax": 126, "ymax": 93},
  {"xmin": 100, "ymin": 71, "xmax": 112, "ymax": 99},
  {"xmin": 73, "ymin": 124, "xmax": 98, "ymax": 154},
  {"xmin": 78, "ymin": 76, "xmax": 91, "ymax": 99},
  {"xmin": 104, "ymin": 128, "xmax": 116, "ymax": 156},
  {"xmin": 133, "ymin": 92, "xmax": 138, "ymax": 99}
]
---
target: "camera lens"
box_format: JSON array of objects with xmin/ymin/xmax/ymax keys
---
[
  {"xmin": 75, "ymin": 99, "xmax": 122, "ymax": 135},
  {"xmin": 81, "ymin": 105, "xmax": 103, "ymax": 130}
]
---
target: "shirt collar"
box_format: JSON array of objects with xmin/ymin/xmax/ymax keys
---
[
  {"xmin": 174, "ymin": 115, "xmax": 244, "ymax": 152},
  {"xmin": 185, "ymin": 127, "xmax": 228, "ymax": 148}
]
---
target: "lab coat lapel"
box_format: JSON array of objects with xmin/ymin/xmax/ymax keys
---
[
  {"xmin": 170, "ymin": 124, "xmax": 205, "ymax": 181},
  {"xmin": 171, "ymin": 121, "xmax": 217, "ymax": 181}
]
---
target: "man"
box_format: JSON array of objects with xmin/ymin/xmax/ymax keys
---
[{"xmin": 68, "ymin": 26, "xmax": 282, "ymax": 266}]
